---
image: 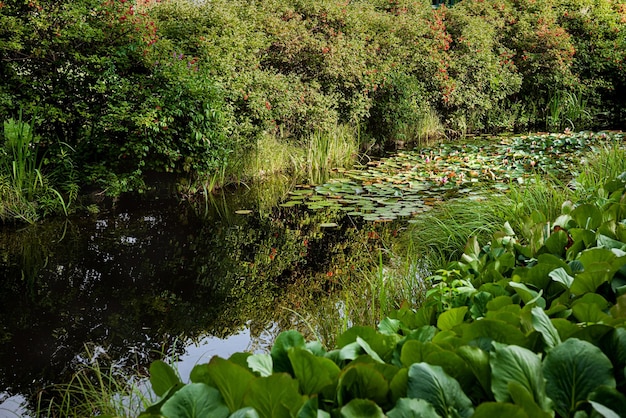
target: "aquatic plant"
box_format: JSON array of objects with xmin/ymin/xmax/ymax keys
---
[{"xmin": 283, "ymin": 131, "xmax": 624, "ymax": 222}]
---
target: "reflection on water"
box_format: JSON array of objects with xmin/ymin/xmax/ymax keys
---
[{"xmin": 0, "ymin": 180, "xmax": 386, "ymax": 415}]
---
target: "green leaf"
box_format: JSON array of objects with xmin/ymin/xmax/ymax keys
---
[
  {"xmin": 589, "ymin": 401, "xmax": 620, "ymax": 418},
  {"xmin": 357, "ymin": 336, "xmax": 385, "ymax": 364},
  {"xmin": 247, "ymin": 354, "xmax": 273, "ymax": 377},
  {"xmin": 456, "ymin": 345, "xmax": 491, "ymax": 397},
  {"xmin": 400, "ymin": 341, "xmax": 443, "ymax": 367},
  {"xmin": 437, "ymin": 306, "xmax": 468, "ymax": 331},
  {"xmin": 507, "ymin": 381, "xmax": 552, "ymax": 418},
  {"xmin": 205, "ymin": 356, "xmax": 256, "ymax": 412},
  {"xmin": 490, "ymin": 342, "xmax": 551, "ymax": 413},
  {"xmin": 271, "ymin": 331, "xmax": 306, "ymax": 375},
  {"xmin": 459, "ymin": 319, "xmax": 528, "ymax": 347},
  {"xmin": 543, "ymin": 338, "xmax": 616, "ymax": 418},
  {"xmin": 387, "ymin": 398, "xmax": 441, "ymax": 418},
  {"xmin": 589, "ymin": 386, "xmax": 626, "ymax": 418},
  {"xmin": 549, "ymin": 267, "xmax": 574, "ymax": 289},
  {"xmin": 336, "ymin": 326, "xmax": 398, "ymax": 361},
  {"xmin": 288, "ymin": 347, "xmax": 340, "ymax": 395},
  {"xmin": 337, "ymin": 364, "xmax": 389, "ymax": 407},
  {"xmin": 572, "ymin": 204, "xmax": 602, "ymax": 230},
  {"xmin": 509, "ymin": 282, "xmax": 546, "ymax": 308},
  {"xmin": 340, "ymin": 399, "xmax": 385, "ymax": 418},
  {"xmin": 407, "ymin": 363, "xmax": 474, "ymax": 418},
  {"xmin": 244, "ymin": 374, "xmax": 305, "ymax": 418},
  {"xmin": 229, "ymin": 407, "xmax": 260, "ymax": 418},
  {"xmin": 150, "ymin": 360, "xmax": 182, "ymax": 397},
  {"xmin": 161, "ymin": 383, "xmax": 229, "ymax": 418},
  {"xmin": 571, "ymin": 248, "xmax": 624, "ymax": 294},
  {"xmin": 531, "ymin": 306, "xmax": 561, "ymax": 349},
  {"xmin": 544, "ymin": 229, "xmax": 568, "ymax": 256},
  {"xmin": 471, "ymin": 402, "xmax": 529, "ymax": 418}
]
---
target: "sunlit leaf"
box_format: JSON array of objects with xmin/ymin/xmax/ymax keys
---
[
  {"xmin": 161, "ymin": 383, "xmax": 229, "ymax": 418},
  {"xmin": 543, "ymin": 338, "xmax": 616, "ymax": 418},
  {"xmin": 407, "ymin": 363, "xmax": 474, "ymax": 418},
  {"xmin": 150, "ymin": 360, "xmax": 181, "ymax": 397}
]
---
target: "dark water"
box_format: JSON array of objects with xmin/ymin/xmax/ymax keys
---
[{"xmin": 0, "ymin": 182, "xmax": 386, "ymax": 416}]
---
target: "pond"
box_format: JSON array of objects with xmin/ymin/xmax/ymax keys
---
[
  {"xmin": 0, "ymin": 130, "xmax": 623, "ymax": 416},
  {"xmin": 0, "ymin": 178, "xmax": 396, "ymax": 417}
]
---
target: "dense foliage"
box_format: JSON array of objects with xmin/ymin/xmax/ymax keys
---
[
  {"xmin": 1, "ymin": 0, "xmax": 625, "ymax": 216},
  {"xmin": 138, "ymin": 172, "xmax": 626, "ymax": 417}
]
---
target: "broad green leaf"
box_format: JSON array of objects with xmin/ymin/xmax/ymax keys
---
[
  {"xmin": 337, "ymin": 364, "xmax": 388, "ymax": 407},
  {"xmin": 389, "ymin": 367, "xmax": 408, "ymax": 403},
  {"xmin": 600, "ymin": 328, "xmax": 626, "ymax": 372},
  {"xmin": 486, "ymin": 295, "xmax": 515, "ymax": 311},
  {"xmin": 423, "ymin": 351, "xmax": 474, "ymax": 391},
  {"xmin": 589, "ymin": 401, "xmax": 620, "ymax": 418},
  {"xmin": 400, "ymin": 341, "xmax": 443, "ymax": 367},
  {"xmin": 271, "ymin": 331, "xmax": 306, "ymax": 375},
  {"xmin": 544, "ymin": 229, "xmax": 568, "ymax": 256},
  {"xmin": 508, "ymin": 381, "xmax": 553, "ymax": 418},
  {"xmin": 229, "ymin": 407, "xmax": 260, "ymax": 418},
  {"xmin": 471, "ymin": 402, "xmax": 529, "ymax": 418},
  {"xmin": 296, "ymin": 397, "xmax": 323, "ymax": 418},
  {"xmin": 336, "ymin": 326, "xmax": 398, "ymax": 361},
  {"xmin": 572, "ymin": 302, "xmax": 614, "ymax": 324},
  {"xmin": 490, "ymin": 342, "xmax": 551, "ymax": 413},
  {"xmin": 543, "ymin": 338, "xmax": 616, "ymax": 418},
  {"xmin": 571, "ymin": 248, "xmax": 623, "ymax": 294},
  {"xmin": 437, "ymin": 306, "xmax": 468, "ymax": 331},
  {"xmin": 597, "ymin": 234, "xmax": 626, "ymax": 251},
  {"xmin": 463, "ymin": 235, "xmax": 481, "ymax": 262},
  {"xmin": 387, "ymin": 398, "xmax": 441, "ymax": 418},
  {"xmin": 459, "ymin": 319, "xmax": 527, "ymax": 347},
  {"xmin": 509, "ymin": 282, "xmax": 546, "ymax": 308},
  {"xmin": 531, "ymin": 306, "xmax": 561, "ymax": 349},
  {"xmin": 205, "ymin": 356, "xmax": 255, "ymax": 412},
  {"xmin": 247, "ymin": 354, "xmax": 273, "ymax": 377},
  {"xmin": 470, "ymin": 292, "xmax": 493, "ymax": 319},
  {"xmin": 589, "ymin": 386, "xmax": 626, "ymax": 418},
  {"xmin": 161, "ymin": 383, "xmax": 229, "ymax": 418},
  {"xmin": 288, "ymin": 347, "xmax": 340, "ymax": 395},
  {"xmin": 357, "ymin": 337, "xmax": 385, "ymax": 364},
  {"xmin": 338, "ymin": 342, "xmax": 364, "ymax": 361},
  {"xmin": 340, "ymin": 399, "xmax": 385, "ymax": 418},
  {"xmin": 244, "ymin": 374, "xmax": 305, "ymax": 418},
  {"xmin": 549, "ymin": 267, "xmax": 574, "ymax": 289},
  {"xmin": 378, "ymin": 317, "xmax": 402, "ymax": 335},
  {"xmin": 456, "ymin": 345, "xmax": 491, "ymax": 396},
  {"xmin": 407, "ymin": 363, "xmax": 474, "ymax": 418},
  {"xmin": 572, "ymin": 204, "xmax": 602, "ymax": 230},
  {"xmin": 149, "ymin": 360, "xmax": 181, "ymax": 397},
  {"xmin": 551, "ymin": 318, "xmax": 580, "ymax": 341}
]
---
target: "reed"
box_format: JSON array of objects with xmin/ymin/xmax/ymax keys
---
[{"xmin": 306, "ymin": 125, "xmax": 358, "ymax": 185}]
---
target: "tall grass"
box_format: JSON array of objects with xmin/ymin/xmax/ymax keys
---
[
  {"xmin": 306, "ymin": 125, "xmax": 359, "ymax": 184},
  {"xmin": 0, "ymin": 113, "xmax": 74, "ymax": 223},
  {"xmin": 572, "ymin": 142, "xmax": 626, "ymax": 199},
  {"xmin": 546, "ymin": 89, "xmax": 592, "ymax": 131},
  {"xmin": 37, "ymin": 347, "xmax": 156, "ymax": 418}
]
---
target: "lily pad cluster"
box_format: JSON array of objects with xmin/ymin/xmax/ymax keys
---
[{"xmin": 282, "ymin": 131, "xmax": 624, "ymax": 222}]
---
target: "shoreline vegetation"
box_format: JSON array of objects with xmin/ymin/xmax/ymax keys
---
[
  {"xmin": 1, "ymin": 0, "xmax": 625, "ymax": 222},
  {"xmin": 1, "ymin": 0, "xmax": 625, "ymax": 416}
]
